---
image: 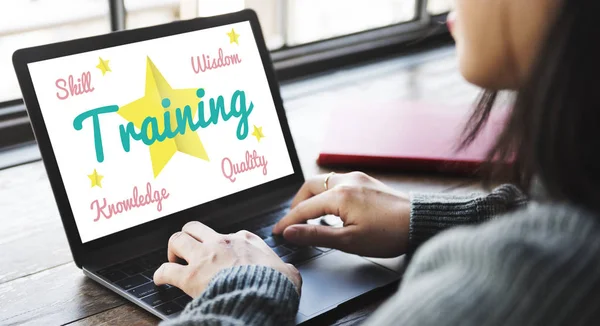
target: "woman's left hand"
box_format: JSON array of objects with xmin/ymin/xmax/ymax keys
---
[{"xmin": 153, "ymin": 221, "xmax": 302, "ymax": 298}]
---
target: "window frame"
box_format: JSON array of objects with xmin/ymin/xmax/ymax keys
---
[{"xmin": 0, "ymin": 0, "xmax": 451, "ymax": 158}]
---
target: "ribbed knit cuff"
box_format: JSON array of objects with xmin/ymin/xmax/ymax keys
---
[
  {"xmin": 171, "ymin": 265, "xmax": 299, "ymax": 326},
  {"xmin": 408, "ymin": 184, "xmax": 527, "ymax": 255}
]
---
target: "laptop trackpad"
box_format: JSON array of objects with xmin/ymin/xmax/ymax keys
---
[{"xmin": 296, "ymin": 250, "xmax": 399, "ymax": 318}]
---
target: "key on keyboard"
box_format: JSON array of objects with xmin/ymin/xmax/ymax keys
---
[
  {"xmin": 129, "ymin": 282, "xmax": 168, "ymax": 298},
  {"xmin": 155, "ymin": 301, "xmax": 183, "ymax": 315},
  {"xmin": 115, "ymin": 274, "xmax": 151, "ymax": 290},
  {"xmin": 264, "ymin": 235, "xmax": 286, "ymax": 247},
  {"xmin": 138, "ymin": 257, "xmax": 160, "ymax": 271},
  {"xmin": 254, "ymin": 225, "xmax": 276, "ymax": 239},
  {"xmin": 120, "ymin": 262, "xmax": 145, "ymax": 276},
  {"xmin": 174, "ymin": 295, "xmax": 193, "ymax": 307},
  {"xmin": 142, "ymin": 287, "xmax": 185, "ymax": 307},
  {"xmin": 142, "ymin": 269, "xmax": 157, "ymax": 279},
  {"xmin": 283, "ymin": 243, "xmax": 304, "ymax": 251},
  {"xmin": 272, "ymin": 246, "xmax": 292, "ymax": 257},
  {"xmin": 98, "ymin": 269, "xmax": 127, "ymax": 282}
]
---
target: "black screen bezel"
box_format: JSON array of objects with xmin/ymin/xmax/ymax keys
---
[{"xmin": 12, "ymin": 9, "xmax": 304, "ymax": 265}]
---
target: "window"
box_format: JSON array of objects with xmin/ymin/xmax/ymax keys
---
[
  {"xmin": 125, "ymin": 0, "xmax": 180, "ymax": 29},
  {"xmin": 123, "ymin": 0, "xmax": 452, "ymax": 49},
  {"xmin": 428, "ymin": 0, "xmax": 455, "ymax": 15},
  {"xmin": 285, "ymin": 0, "xmax": 417, "ymax": 46},
  {"xmin": 0, "ymin": 0, "xmax": 453, "ymax": 155},
  {"xmin": 0, "ymin": 0, "xmax": 110, "ymax": 103},
  {"xmin": 124, "ymin": 0, "xmax": 287, "ymax": 49},
  {"xmin": 1, "ymin": 0, "xmax": 454, "ymax": 104}
]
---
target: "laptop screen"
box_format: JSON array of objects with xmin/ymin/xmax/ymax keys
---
[{"xmin": 27, "ymin": 21, "xmax": 295, "ymax": 243}]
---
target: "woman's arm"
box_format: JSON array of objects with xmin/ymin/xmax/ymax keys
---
[
  {"xmin": 162, "ymin": 265, "xmax": 299, "ymax": 326},
  {"xmin": 274, "ymin": 174, "xmax": 527, "ymax": 258},
  {"xmin": 408, "ymin": 184, "xmax": 527, "ymax": 254}
]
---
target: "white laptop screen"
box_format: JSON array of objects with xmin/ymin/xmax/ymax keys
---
[{"xmin": 27, "ymin": 21, "xmax": 295, "ymax": 243}]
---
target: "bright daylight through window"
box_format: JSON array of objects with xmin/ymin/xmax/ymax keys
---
[{"xmin": 0, "ymin": 0, "xmax": 453, "ymax": 104}]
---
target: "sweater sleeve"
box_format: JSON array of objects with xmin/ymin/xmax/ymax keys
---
[
  {"xmin": 408, "ymin": 183, "xmax": 527, "ymax": 254},
  {"xmin": 161, "ymin": 265, "xmax": 299, "ymax": 326}
]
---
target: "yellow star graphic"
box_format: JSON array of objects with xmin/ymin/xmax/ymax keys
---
[
  {"xmin": 251, "ymin": 125, "xmax": 264, "ymax": 142},
  {"xmin": 118, "ymin": 57, "xmax": 209, "ymax": 178},
  {"xmin": 226, "ymin": 28, "xmax": 240, "ymax": 45},
  {"xmin": 96, "ymin": 57, "xmax": 111, "ymax": 76},
  {"xmin": 88, "ymin": 169, "xmax": 104, "ymax": 188}
]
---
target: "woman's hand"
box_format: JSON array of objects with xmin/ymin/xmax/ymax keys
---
[
  {"xmin": 154, "ymin": 221, "xmax": 302, "ymax": 298},
  {"xmin": 273, "ymin": 172, "xmax": 410, "ymax": 258}
]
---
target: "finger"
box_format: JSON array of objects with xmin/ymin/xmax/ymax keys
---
[
  {"xmin": 182, "ymin": 221, "xmax": 220, "ymax": 242},
  {"xmin": 285, "ymin": 263, "xmax": 302, "ymax": 294},
  {"xmin": 290, "ymin": 173, "xmax": 340, "ymax": 208},
  {"xmin": 235, "ymin": 229, "xmax": 261, "ymax": 241},
  {"xmin": 168, "ymin": 231, "xmax": 202, "ymax": 263},
  {"xmin": 289, "ymin": 177, "xmax": 320, "ymax": 209},
  {"xmin": 273, "ymin": 190, "xmax": 340, "ymax": 234},
  {"xmin": 153, "ymin": 262, "xmax": 187, "ymax": 288},
  {"xmin": 283, "ymin": 224, "xmax": 355, "ymax": 250},
  {"xmin": 232, "ymin": 230, "xmax": 267, "ymax": 249}
]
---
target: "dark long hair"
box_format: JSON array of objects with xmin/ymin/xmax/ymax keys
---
[{"xmin": 461, "ymin": 0, "xmax": 600, "ymax": 211}]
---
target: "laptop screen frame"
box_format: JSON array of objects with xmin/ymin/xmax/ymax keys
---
[{"xmin": 12, "ymin": 9, "xmax": 304, "ymax": 266}]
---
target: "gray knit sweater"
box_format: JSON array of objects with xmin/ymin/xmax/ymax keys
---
[{"xmin": 163, "ymin": 184, "xmax": 600, "ymax": 325}]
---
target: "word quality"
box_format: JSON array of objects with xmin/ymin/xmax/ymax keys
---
[{"xmin": 221, "ymin": 149, "xmax": 268, "ymax": 183}]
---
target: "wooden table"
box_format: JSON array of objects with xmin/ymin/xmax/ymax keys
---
[{"xmin": 0, "ymin": 46, "xmax": 482, "ymax": 325}]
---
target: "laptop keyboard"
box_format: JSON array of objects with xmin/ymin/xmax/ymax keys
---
[
  {"xmin": 97, "ymin": 248, "xmax": 191, "ymax": 316},
  {"xmin": 96, "ymin": 207, "xmax": 331, "ymax": 316}
]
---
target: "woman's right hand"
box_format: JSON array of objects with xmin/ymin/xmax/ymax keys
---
[{"xmin": 272, "ymin": 172, "xmax": 411, "ymax": 258}]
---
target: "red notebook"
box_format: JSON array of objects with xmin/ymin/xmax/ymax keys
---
[{"xmin": 317, "ymin": 101, "xmax": 508, "ymax": 175}]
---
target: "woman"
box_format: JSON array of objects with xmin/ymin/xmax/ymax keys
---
[{"xmin": 154, "ymin": 0, "xmax": 600, "ymax": 325}]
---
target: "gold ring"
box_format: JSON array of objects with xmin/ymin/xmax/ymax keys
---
[{"xmin": 324, "ymin": 172, "xmax": 335, "ymax": 191}]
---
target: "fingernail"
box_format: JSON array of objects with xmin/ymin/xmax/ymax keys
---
[
  {"xmin": 169, "ymin": 231, "xmax": 181, "ymax": 242},
  {"xmin": 284, "ymin": 226, "xmax": 299, "ymax": 238},
  {"xmin": 153, "ymin": 265, "xmax": 162, "ymax": 281}
]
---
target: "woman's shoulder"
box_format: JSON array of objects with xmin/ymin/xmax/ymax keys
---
[{"xmin": 377, "ymin": 202, "xmax": 600, "ymax": 326}]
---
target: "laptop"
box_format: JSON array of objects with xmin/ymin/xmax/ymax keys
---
[{"xmin": 12, "ymin": 9, "xmax": 400, "ymax": 324}]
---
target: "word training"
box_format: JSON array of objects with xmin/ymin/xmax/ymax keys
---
[
  {"xmin": 90, "ymin": 182, "xmax": 169, "ymax": 221},
  {"xmin": 56, "ymin": 71, "xmax": 95, "ymax": 100},
  {"xmin": 73, "ymin": 88, "xmax": 254, "ymax": 163},
  {"xmin": 222, "ymin": 149, "xmax": 268, "ymax": 183},
  {"xmin": 191, "ymin": 48, "xmax": 242, "ymax": 73}
]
